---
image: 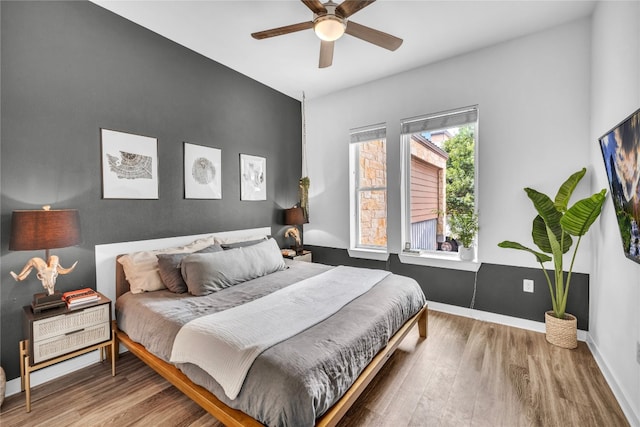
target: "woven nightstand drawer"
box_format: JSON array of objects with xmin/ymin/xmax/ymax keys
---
[
  {"xmin": 32, "ymin": 322, "xmax": 110, "ymax": 364},
  {"xmin": 32, "ymin": 304, "xmax": 109, "ymax": 341}
]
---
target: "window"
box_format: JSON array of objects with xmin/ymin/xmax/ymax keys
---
[
  {"xmin": 349, "ymin": 125, "xmax": 387, "ymax": 251},
  {"xmin": 401, "ymin": 106, "xmax": 478, "ymax": 256}
]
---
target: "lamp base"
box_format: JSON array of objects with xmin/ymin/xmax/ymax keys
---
[
  {"xmin": 290, "ymin": 244, "xmax": 305, "ymax": 255},
  {"xmin": 32, "ymin": 292, "xmax": 65, "ymax": 313}
]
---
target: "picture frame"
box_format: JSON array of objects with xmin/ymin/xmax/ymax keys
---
[
  {"xmin": 184, "ymin": 142, "xmax": 222, "ymax": 199},
  {"xmin": 240, "ymin": 154, "xmax": 266, "ymax": 201},
  {"xmin": 101, "ymin": 128, "xmax": 158, "ymax": 199},
  {"xmin": 599, "ymin": 107, "xmax": 640, "ymax": 265}
]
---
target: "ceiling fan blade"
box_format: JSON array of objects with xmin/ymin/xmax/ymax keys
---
[
  {"xmin": 345, "ymin": 20, "xmax": 403, "ymax": 51},
  {"xmin": 251, "ymin": 21, "xmax": 314, "ymax": 40},
  {"xmin": 336, "ymin": 0, "xmax": 376, "ymax": 18},
  {"xmin": 301, "ymin": 0, "xmax": 327, "ymax": 15},
  {"xmin": 319, "ymin": 40, "xmax": 334, "ymax": 68}
]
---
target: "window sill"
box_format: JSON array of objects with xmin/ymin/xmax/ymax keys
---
[
  {"xmin": 398, "ymin": 251, "xmax": 481, "ymax": 272},
  {"xmin": 347, "ymin": 248, "xmax": 390, "ymax": 261}
]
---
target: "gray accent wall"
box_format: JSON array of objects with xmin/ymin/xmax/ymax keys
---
[{"xmin": 1, "ymin": 1, "xmax": 301, "ymax": 380}]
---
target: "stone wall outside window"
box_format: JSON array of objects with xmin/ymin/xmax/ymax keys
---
[{"xmin": 358, "ymin": 139, "xmax": 387, "ymax": 247}]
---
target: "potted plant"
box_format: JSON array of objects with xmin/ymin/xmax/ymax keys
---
[
  {"xmin": 498, "ymin": 168, "xmax": 606, "ymax": 348},
  {"xmin": 449, "ymin": 211, "xmax": 479, "ymax": 261}
]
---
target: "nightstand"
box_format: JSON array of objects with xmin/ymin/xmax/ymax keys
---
[
  {"xmin": 20, "ymin": 291, "xmax": 116, "ymax": 412},
  {"xmin": 284, "ymin": 250, "xmax": 312, "ymax": 262}
]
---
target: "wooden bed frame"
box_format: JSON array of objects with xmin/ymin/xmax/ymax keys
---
[{"xmin": 113, "ymin": 256, "xmax": 428, "ymax": 427}]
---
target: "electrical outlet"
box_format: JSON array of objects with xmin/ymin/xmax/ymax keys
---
[{"xmin": 523, "ymin": 279, "xmax": 534, "ymax": 293}]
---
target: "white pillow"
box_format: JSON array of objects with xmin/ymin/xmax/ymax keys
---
[{"xmin": 118, "ymin": 235, "xmax": 217, "ymax": 293}]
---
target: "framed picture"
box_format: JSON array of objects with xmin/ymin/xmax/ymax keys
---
[
  {"xmin": 599, "ymin": 107, "xmax": 640, "ymax": 264},
  {"xmin": 240, "ymin": 154, "xmax": 266, "ymax": 201},
  {"xmin": 184, "ymin": 142, "xmax": 222, "ymax": 199},
  {"xmin": 101, "ymin": 128, "xmax": 158, "ymax": 199}
]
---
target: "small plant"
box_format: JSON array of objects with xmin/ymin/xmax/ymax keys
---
[
  {"xmin": 299, "ymin": 176, "xmax": 310, "ymax": 221},
  {"xmin": 498, "ymin": 168, "xmax": 606, "ymax": 320},
  {"xmin": 449, "ymin": 211, "xmax": 479, "ymax": 248}
]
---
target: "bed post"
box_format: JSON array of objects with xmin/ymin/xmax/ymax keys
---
[{"xmin": 418, "ymin": 305, "xmax": 428, "ymax": 338}]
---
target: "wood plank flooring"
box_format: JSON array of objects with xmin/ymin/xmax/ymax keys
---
[{"xmin": 0, "ymin": 310, "xmax": 629, "ymax": 427}]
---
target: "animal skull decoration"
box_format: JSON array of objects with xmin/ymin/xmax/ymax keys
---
[
  {"xmin": 10, "ymin": 255, "xmax": 78, "ymax": 295},
  {"xmin": 284, "ymin": 227, "xmax": 301, "ymax": 247}
]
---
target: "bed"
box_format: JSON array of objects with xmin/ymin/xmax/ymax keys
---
[{"xmin": 100, "ymin": 228, "xmax": 428, "ymax": 427}]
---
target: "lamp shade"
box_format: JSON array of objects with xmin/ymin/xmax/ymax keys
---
[
  {"xmin": 9, "ymin": 209, "xmax": 81, "ymax": 251},
  {"xmin": 284, "ymin": 207, "xmax": 308, "ymax": 226}
]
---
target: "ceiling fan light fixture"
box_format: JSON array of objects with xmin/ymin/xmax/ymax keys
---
[{"xmin": 313, "ymin": 15, "xmax": 346, "ymax": 42}]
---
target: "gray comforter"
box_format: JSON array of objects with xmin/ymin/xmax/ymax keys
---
[{"xmin": 116, "ymin": 260, "xmax": 426, "ymax": 426}]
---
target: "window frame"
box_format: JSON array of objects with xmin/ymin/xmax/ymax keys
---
[
  {"xmin": 399, "ymin": 106, "xmax": 480, "ymax": 269},
  {"xmin": 348, "ymin": 124, "xmax": 388, "ymax": 257}
]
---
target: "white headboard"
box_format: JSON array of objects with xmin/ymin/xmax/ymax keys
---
[{"xmin": 95, "ymin": 227, "xmax": 272, "ymax": 307}]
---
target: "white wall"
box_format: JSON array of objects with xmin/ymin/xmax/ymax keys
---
[
  {"xmin": 590, "ymin": 1, "xmax": 640, "ymax": 424},
  {"xmin": 305, "ymin": 18, "xmax": 594, "ymax": 273}
]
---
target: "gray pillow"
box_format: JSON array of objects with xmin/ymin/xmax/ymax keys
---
[
  {"xmin": 181, "ymin": 238, "xmax": 287, "ymax": 296},
  {"xmin": 157, "ymin": 244, "xmax": 223, "ymax": 293},
  {"xmin": 220, "ymin": 237, "xmax": 267, "ymax": 250}
]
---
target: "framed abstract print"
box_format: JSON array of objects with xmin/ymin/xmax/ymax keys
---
[
  {"xmin": 240, "ymin": 154, "xmax": 266, "ymax": 201},
  {"xmin": 184, "ymin": 142, "xmax": 222, "ymax": 199},
  {"xmin": 101, "ymin": 128, "xmax": 158, "ymax": 199}
]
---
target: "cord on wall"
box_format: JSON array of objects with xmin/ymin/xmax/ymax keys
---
[
  {"xmin": 301, "ymin": 91, "xmax": 308, "ymax": 178},
  {"xmin": 469, "ymin": 269, "xmax": 479, "ymax": 309}
]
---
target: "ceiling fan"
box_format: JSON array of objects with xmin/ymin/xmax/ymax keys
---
[{"xmin": 251, "ymin": 0, "xmax": 403, "ymax": 68}]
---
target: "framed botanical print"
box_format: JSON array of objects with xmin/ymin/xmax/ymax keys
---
[
  {"xmin": 240, "ymin": 154, "xmax": 266, "ymax": 201},
  {"xmin": 101, "ymin": 128, "xmax": 158, "ymax": 199},
  {"xmin": 184, "ymin": 142, "xmax": 222, "ymax": 199}
]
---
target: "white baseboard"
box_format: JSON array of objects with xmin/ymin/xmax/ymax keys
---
[
  {"xmin": 426, "ymin": 301, "xmax": 588, "ymax": 341},
  {"xmin": 586, "ymin": 337, "xmax": 640, "ymax": 427}
]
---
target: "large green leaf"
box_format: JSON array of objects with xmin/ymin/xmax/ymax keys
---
[
  {"xmin": 531, "ymin": 215, "xmax": 550, "ymax": 252},
  {"xmin": 531, "ymin": 215, "xmax": 572, "ymax": 254},
  {"xmin": 497, "ymin": 241, "xmax": 552, "ymax": 263},
  {"xmin": 525, "ymin": 188, "xmax": 571, "ymax": 253},
  {"xmin": 526, "ymin": 188, "xmax": 562, "ymax": 229},
  {"xmin": 561, "ymin": 189, "xmax": 607, "ymax": 236},
  {"xmin": 554, "ymin": 168, "xmax": 586, "ymax": 213}
]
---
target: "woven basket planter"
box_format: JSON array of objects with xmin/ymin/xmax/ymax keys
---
[{"xmin": 545, "ymin": 311, "xmax": 577, "ymax": 349}]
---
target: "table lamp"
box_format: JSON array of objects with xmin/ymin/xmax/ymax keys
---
[
  {"xmin": 9, "ymin": 206, "xmax": 81, "ymax": 312},
  {"xmin": 284, "ymin": 206, "xmax": 308, "ymax": 255}
]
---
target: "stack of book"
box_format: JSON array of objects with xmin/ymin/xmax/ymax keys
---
[{"xmin": 62, "ymin": 288, "xmax": 99, "ymax": 308}]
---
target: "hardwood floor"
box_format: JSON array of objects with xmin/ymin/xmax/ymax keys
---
[{"xmin": 0, "ymin": 310, "xmax": 629, "ymax": 427}]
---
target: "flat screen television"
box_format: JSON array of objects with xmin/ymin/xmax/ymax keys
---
[{"xmin": 599, "ymin": 107, "xmax": 640, "ymax": 264}]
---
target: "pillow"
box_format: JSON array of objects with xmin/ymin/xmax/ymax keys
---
[
  {"xmin": 213, "ymin": 233, "xmax": 268, "ymax": 245},
  {"xmin": 118, "ymin": 235, "xmax": 217, "ymax": 293},
  {"xmin": 181, "ymin": 238, "xmax": 287, "ymax": 296},
  {"xmin": 157, "ymin": 244, "xmax": 223, "ymax": 293},
  {"xmin": 220, "ymin": 237, "xmax": 267, "ymax": 250}
]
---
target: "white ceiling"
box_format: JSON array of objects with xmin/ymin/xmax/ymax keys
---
[{"xmin": 91, "ymin": 0, "xmax": 597, "ymax": 100}]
